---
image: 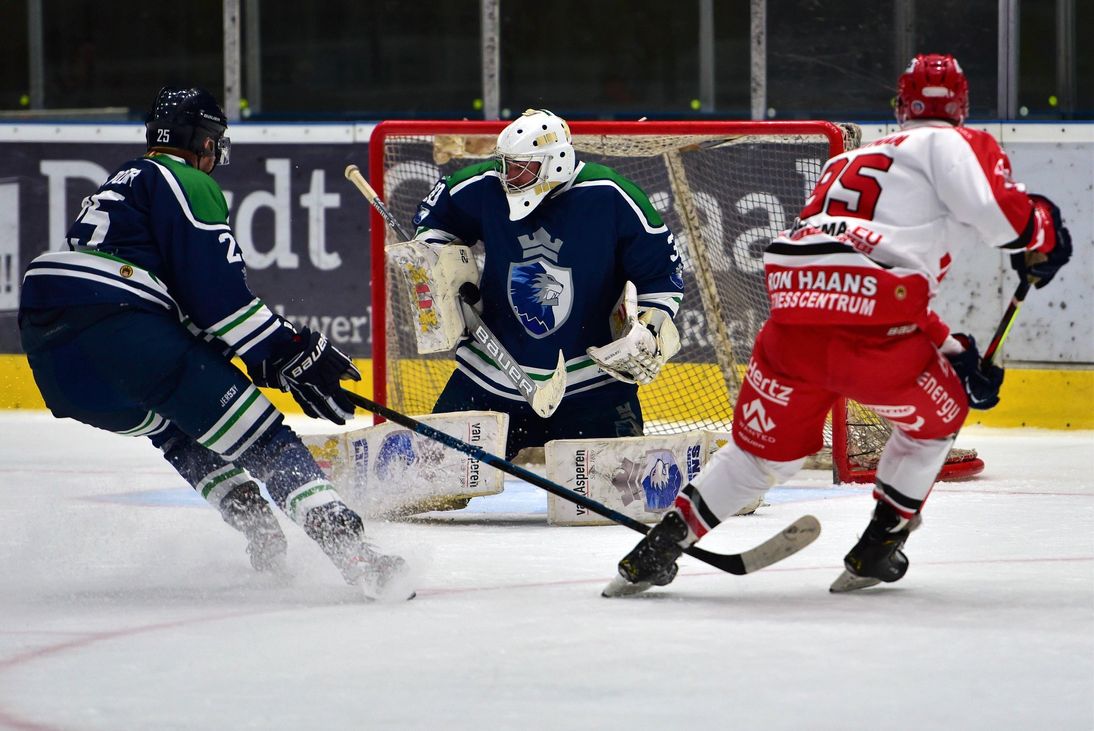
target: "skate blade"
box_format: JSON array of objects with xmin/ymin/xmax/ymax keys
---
[
  {"xmin": 733, "ymin": 496, "xmax": 766, "ymax": 516},
  {"xmin": 601, "ymin": 573, "xmax": 655, "ymax": 598},
  {"xmin": 829, "ymin": 570, "xmax": 881, "ymax": 593}
]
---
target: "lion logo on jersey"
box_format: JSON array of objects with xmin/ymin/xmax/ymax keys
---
[{"xmin": 508, "ymin": 259, "xmax": 573, "ymax": 338}]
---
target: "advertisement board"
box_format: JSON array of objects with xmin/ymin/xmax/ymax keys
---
[{"xmin": 0, "ymin": 124, "xmax": 378, "ymax": 356}]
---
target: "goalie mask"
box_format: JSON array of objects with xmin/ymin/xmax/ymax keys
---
[
  {"xmin": 495, "ymin": 109, "xmax": 576, "ymax": 221},
  {"xmin": 895, "ymin": 54, "xmax": 969, "ymax": 126}
]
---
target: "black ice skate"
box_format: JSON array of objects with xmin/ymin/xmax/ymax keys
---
[
  {"xmin": 303, "ymin": 502, "xmax": 415, "ymax": 601},
  {"xmin": 830, "ymin": 501, "xmax": 922, "ymax": 593},
  {"xmin": 219, "ymin": 481, "xmax": 288, "ymax": 573},
  {"xmin": 602, "ymin": 512, "xmax": 690, "ymax": 598}
]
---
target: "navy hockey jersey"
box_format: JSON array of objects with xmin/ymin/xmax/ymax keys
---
[
  {"xmin": 20, "ymin": 153, "xmax": 291, "ymax": 366},
  {"xmin": 413, "ymin": 160, "xmax": 684, "ymax": 401}
]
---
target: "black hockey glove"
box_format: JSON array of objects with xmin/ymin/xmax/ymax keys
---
[
  {"xmin": 251, "ymin": 327, "xmax": 360, "ymax": 425},
  {"xmin": 946, "ymin": 333, "xmax": 1004, "ymax": 410},
  {"xmin": 1010, "ymin": 194, "xmax": 1072, "ymax": 289}
]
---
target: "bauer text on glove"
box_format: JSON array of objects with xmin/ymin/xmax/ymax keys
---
[{"xmin": 250, "ymin": 327, "xmax": 361, "ymax": 424}]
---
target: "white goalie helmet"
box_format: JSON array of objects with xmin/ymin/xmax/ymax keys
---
[{"xmin": 495, "ymin": 109, "xmax": 576, "ymax": 221}]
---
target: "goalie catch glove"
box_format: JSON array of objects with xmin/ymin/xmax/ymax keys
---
[
  {"xmin": 943, "ymin": 333, "xmax": 1004, "ymax": 410},
  {"xmin": 1010, "ymin": 194, "xmax": 1073, "ymax": 289},
  {"xmin": 250, "ymin": 327, "xmax": 361, "ymax": 425},
  {"xmin": 587, "ymin": 309, "xmax": 682, "ymax": 386}
]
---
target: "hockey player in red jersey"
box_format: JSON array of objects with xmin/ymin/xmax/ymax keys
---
[{"xmin": 604, "ymin": 54, "xmax": 1073, "ymax": 597}]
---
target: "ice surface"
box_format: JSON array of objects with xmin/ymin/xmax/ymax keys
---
[{"xmin": 1, "ymin": 412, "xmax": 1091, "ymax": 730}]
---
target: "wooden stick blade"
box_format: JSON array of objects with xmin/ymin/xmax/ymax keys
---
[
  {"xmin": 530, "ymin": 350, "xmax": 568, "ymax": 418},
  {"xmin": 687, "ymin": 515, "xmax": 821, "ymax": 575}
]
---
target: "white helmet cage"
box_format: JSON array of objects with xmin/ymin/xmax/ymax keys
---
[{"xmin": 494, "ymin": 109, "xmax": 576, "ymax": 221}]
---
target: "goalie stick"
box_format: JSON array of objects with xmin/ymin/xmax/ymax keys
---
[
  {"xmin": 344, "ymin": 164, "xmax": 566, "ymax": 418},
  {"xmin": 340, "ymin": 388, "xmax": 821, "ymax": 576}
]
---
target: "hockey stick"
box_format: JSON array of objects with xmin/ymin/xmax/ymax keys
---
[
  {"xmin": 981, "ymin": 280, "xmax": 1031, "ymax": 367},
  {"xmin": 344, "ymin": 164, "xmax": 416, "ymax": 241},
  {"xmin": 343, "ymin": 164, "xmax": 566, "ymax": 418},
  {"xmin": 341, "ymin": 388, "xmax": 820, "ymax": 576}
]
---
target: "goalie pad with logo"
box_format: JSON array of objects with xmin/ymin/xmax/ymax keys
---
[
  {"xmin": 544, "ymin": 432, "xmax": 731, "ymax": 526},
  {"xmin": 301, "ymin": 410, "xmax": 508, "ymax": 517},
  {"xmin": 387, "ymin": 240, "xmax": 480, "ymax": 354}
]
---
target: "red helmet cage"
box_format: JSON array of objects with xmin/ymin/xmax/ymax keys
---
[{"xmin": 895, "ymin": 54, "xmax": 969, "ymax": 125}]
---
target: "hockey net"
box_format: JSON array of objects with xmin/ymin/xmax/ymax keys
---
[{"xmin": 367, "ymin": 120, "xmax": 983, "ymax": 484}]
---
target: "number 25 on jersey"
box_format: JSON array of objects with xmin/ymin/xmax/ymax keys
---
[{"xmin": 800, "ymin": 153, "xmax": 894, "ymax": 221}]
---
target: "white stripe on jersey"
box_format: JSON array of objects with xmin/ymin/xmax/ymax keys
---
[
  {"xmin": 571, "ymin": 179, "xmax": 668, "ymax": 235},
  {"xmin": 454, "ymin": 344, "xmax": 615, "ymax": 401},
  {"xmin": 637, "ymin": 291, "xmax": 683, "ymax": 317},
  {"xmin": 284, "ymin": 480, "xmax": 338, "ymax": 523},
  {"xmin": 23, "ymin": 251, "xmax": 177, "ymax": 311},
  {"xmin": 198, "ymin": 384, "xmax": 274, "ymax": 457},
  {"xmin": 449, "ymin": 169, "xmax": 500, "ymax": 196},
  {"xmin": 149, "ymin": 159, "xmax": 232, "ymax": 233},
  {"xmin": 207, "ymin": 298, "xmax": 285, "ymax": 356},
  {"xmin": 454, "ymin": 359, "xmax": 617, "ymax": 403},
  {"xmin": 116, "ymin": 411, "xmax": 168, "ymax": 437}
]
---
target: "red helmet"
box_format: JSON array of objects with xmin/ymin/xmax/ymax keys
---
[{"xmin": 895, "ymin": 54, "xmax": 969, "ymax": 125}]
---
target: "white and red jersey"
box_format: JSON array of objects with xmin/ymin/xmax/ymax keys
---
[{"xmin": 764, "ymin": 120, "xmax": 1049, "ymax": 343}]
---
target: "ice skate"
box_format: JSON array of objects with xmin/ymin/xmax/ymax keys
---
[
  {"xmin": 603, "ymin": 512, "xmax": 689, "ymax": 597},
  {"xmin": 830, "ymin": 503, "xmax": 922, "ymax": 593},
  {"xmin": 734, "ymin": 495, "xmax": 766, "ymax": 516},
  {"xmin": 219, "ymin": 481, "xmax": 288, "ymax": 573},
  {"xmin": 304, "ymin": 502, "xmax": 415, "ymax": 601}
]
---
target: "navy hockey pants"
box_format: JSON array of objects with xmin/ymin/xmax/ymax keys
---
[
  {"xmin": 20, "ymin": 306, "xmax": 333, "ymax": 516},
  {"xmin": 20, "ymin": 306, "xmax": 275, "ymax": 452},
  {"xmin": 433, "ymin": 368, "xmax": 643, "ymax": 460}
]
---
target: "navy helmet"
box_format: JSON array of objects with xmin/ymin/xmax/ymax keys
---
[{"xmin": 145, "ymin": 86, "xmax": 231, "ymax": 166}]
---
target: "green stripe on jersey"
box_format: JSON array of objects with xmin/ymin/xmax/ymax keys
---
[
  {"xmin": 200, "ymin": 466, "xmax": 245, "ymax": 499},
  {"xmin": 147, "ymin": 153, "xmax": 230, "ymax": 225},
  {"xmin": 575, "ymin": 162, "xmax": 664, "ymax": 228},
  {"xmin": 201, "ymin": 389, "xmax": 262, "ymax": 450},
  {"xmin": 213, "ymin": 300, "xmax": 264, "ymax": 337},
  {"xmin": 447, "ymin": 160, "xmax": 497, "ymax": 188}
]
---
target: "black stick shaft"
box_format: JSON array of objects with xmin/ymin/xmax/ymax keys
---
[
  {"xmin": 370, "ymin": 194, "xmax": 413, "ymax": 241},
  {"xmin": 982, "ymin": 280, "xmax": 1031, "ymax": 366},
  {"xmin": 342, "ymin": 389, "xmax": 650, "ymax": 534},
  {"xmin": 341, "ymin": 389, "xmax": 752, "ymax": 574}
]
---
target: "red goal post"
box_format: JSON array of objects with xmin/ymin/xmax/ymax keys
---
[{"xmin": 367, "ymin": 119, "xmax": 984, "ymax": 485}]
